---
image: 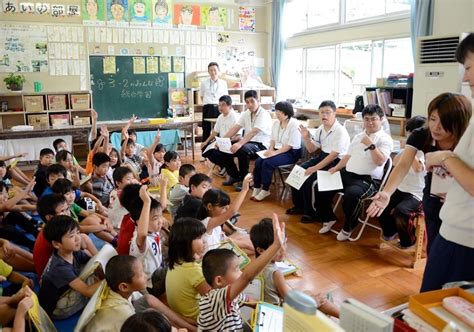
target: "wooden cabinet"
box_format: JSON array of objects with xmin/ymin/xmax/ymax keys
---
[
  {"xmin": 189, "ymin": 87, "xmax": 275, "ymax": 141},
  {"xmin": 0, "ymin": 91, "xmax": 93, "ymax": 130},
  {"xmin": 365, "ymin": 87, "xmax": 413, "ymax": 118}
]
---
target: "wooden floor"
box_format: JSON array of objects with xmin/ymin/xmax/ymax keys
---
[{"xmin": 184, "ymin": 153, "xmax": 425, "ymax": 311}]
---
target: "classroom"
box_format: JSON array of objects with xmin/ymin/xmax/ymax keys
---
[{"xmin": 0, "ymin": 0, "xmax": 473, "ymax": 331}]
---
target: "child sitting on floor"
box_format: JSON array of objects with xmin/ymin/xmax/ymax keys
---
[
  {"xmin": 39, "ymin": 216, "xmax": 103, "ymax": 319},
  {"xmin": 109, "ymin": 167, "xmax": 137, "ymax": 230},
  {"xmin": 121, "ymin": 134, "xmax": 144, "ymax": 177},
  {"xmin": 197, "ymin": 213, "xmax": 284, "ymax": 331},
  {"xmin": 250, "ymin": 218, "xmax": 340, "ymax": 317},
  {"xmin": 84, "ymin": 255, "xmax": 194, "ymax": 331},
  {"xmin": 168, "ymin": 164, "xmax": 196, "ymax": 220},
  {"xmin": 53, "ymin": 138, "xmax": 87, "ymax": 175},
  {"xmin": 175, "ymin": 173, "xmax": 212, "ymax": 221},
  {"xmin": 33, "ymin": 148, "xmax": 55, "ymax": 198},
  {"xmin": 0, "ymin": 284, "xmax": 33, "ymax": 328},
  {"xmin": 51, "ymin": 178, "xmax": 117, "ymax": 245},
  {"xmin": 146, "ymin": 131, "xmax": 166, "ymax": 187},
  {"xmin": 165, "ymin": 218, "xmax": 211, "ymax": 323},
  {"xmin": 91, "ymin": 152, "xmax": 115, "ymax": 208},
  {"xmin": 196, "ymin": 174, "xmax": 254, "ymax": 255},
  {"xmin": 159, "ymin": 151, "xmax": 181, "ymax": 194}
]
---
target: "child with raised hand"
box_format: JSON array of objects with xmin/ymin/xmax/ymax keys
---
[
  {"xmin": 196, "ymin": 173, "xmax": 254, "ymax": 255},
  {"xmin": 168, "ymin": 164, "xmax": 196, "ymax": 220},
  {"xmin": 146, "ymin": 130, "xmax": 166, "ymax": 186},
  {"xmin": 165, "ymin": 217, "xmax": 211, "ymax": 323},
  {"xmin": 84, "ymin": 255, "xmax": 194, "ymax": 332},
  {"xmin": 55, "ymin": 150, "xmax": 81, "ymax": 188},
  {"xmin": 197, "ymin": 213, "xmax": 285, "ymax": 331},
  {"xmin": 159, "ymin": 151, "xmax": 181, "ymax": 193},
  {"xmin": 39, "ymin": 216, "xmax": 103, "ymax": 320},
  {"xmin": 129, "ymin": 186, "xmax": 166, "ymax": 296},
  {"xmin": 121, "ymin": 129, "xmax": 144, "ymax": 177},
  {"xmin": 250, "ymin": 218, "xmax": 340, "ymax": 317},
  {"xmin": 51, "ymin": 178, "xmax": 117, "ymax": 245}
]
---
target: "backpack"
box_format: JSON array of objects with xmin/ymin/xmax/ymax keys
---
[{"xmin": 353, "ymin": 95, "xmax": 364, "ymax": 114}]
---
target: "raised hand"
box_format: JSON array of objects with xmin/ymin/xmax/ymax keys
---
[
  {"xmin": 139, "ymin": 185, "xmax": 151, "ymax": 203},
  {"xmin": 299, "ymin": 124, "xmax": 310, "ymax": 140},
  {"xmin": 271, "ymin": 213, "xmax": 285, "ymax": 248},
  {"xmin": 242, "ymin": 173, "xmax": 253, "ymax": 191}
]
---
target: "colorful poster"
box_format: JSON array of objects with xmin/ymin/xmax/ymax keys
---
[
  {"xmin": 129, "ymin": 0, "xmax": 151, "ymax": 26},
  {"xmin": 172, "ymin": 56, "xmax": 184, "ymax": 73},
  {"xmin": 159, "ymin": 56, "xmax": 171, "ymax": 72},
  {"xmin": 133, "ymin": 56, "xmax": 145, "ymax": 74},
  {"xmin": 103, "ymin": 56, "xmax": 116, "ymax": 74},
  {"xmin": 0, "ymin": 24, "xmax": 48, "ymax": 73},
  {"xmin": 239, "ymin": 6, "xmax": 255, "ymax": 32},
  {"xmin": 152, "ymin": 0, "xmax": 172, "ymax": 25},
  {"xmin": 107, "ymin": 0, "xmax": 129, "ymax": 26},
  {"xmin": 146, "ymin": 56, "xmax": 158, "ymax": 73},
  {"xmin": 201, "ymin": 6, "xmax": 226, "ymax": 27},
  {"xmin": 173, "ymin": 4, "xmax": 200, "ymax": 26},
  {"xmin": 82, "ymin": 0, "xmax": 106, "ymax": 26}
]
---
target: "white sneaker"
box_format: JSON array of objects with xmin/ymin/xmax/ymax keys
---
[
  {"xmin": 218, "ymin": 167, "xmax": 227, "ymax": 177},
  {"xmin": 251, "ymin": 188, "xmax": 262, "ymax": 198},
  {"xmin": 336, "ymin": 230, "xmax": 352, "ymax": 241},
  {"xmin": 254, "ymin": 190, "xmax": 271, "ymax": 201},
  {"xmin": 319, "ymin": 220, "xmax": 337, "ymax": 234}
]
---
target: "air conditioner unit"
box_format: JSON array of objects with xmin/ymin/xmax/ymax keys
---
[{"xmin": 412, "ymin": 33, "xmax": 469, "ymax": 117}]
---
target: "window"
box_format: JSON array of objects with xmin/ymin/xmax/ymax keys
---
[
  {"xmin": 283, "ymin": 0, "xmax": 410, "ymax": 36},
  {"xmin": 283, "ymin": 37, "xmax": 413, "ymax": 107}
]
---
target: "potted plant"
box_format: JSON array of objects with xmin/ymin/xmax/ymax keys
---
[{"xmin": 3, "ymin": 73, "xmax": 26, "ymax": 91}]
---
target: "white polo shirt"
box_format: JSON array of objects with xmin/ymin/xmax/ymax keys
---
[
  {"xmin": 237, "ymin": 107, "xmax": 272, "ymax": 148},
  {"xmin": 439, "ymin": 121, "xmax": 474, "ymax": 248},
  {"xmin": 397, "ymin": 150, "xmax": 426, "ymax": 200},
  {"xmin": 312, "ymin": 120, "xmax": 350, "ymax": 158},
  {"xmin": 345, "ymin": 128, "xmax": 393, "ymax": 180},
  {"xmin": 214, "ymin": 109, "xmax": 241, "ymax": 137},
  {"xmin": 200, "ymin": 78, "xmax": 228, "ymax": 105},
  {"xmin": 271, "ymin": 117, "xmax": 301, "ymax": 149}
]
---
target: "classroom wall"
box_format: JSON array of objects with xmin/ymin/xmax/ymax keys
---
[
  {"xmin": 432, "ymin": 0, "xmax": 474, "ymax": 37},
  {"xmin": 0, "ymin": 0, "xmax": 270, "ymax": 93}
]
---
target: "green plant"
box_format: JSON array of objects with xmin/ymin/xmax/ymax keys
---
[{"xmin": 3, "ymin": 73, "xmax": 26, "ymax": 90}]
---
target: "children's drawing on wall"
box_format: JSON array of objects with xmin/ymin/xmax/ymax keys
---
[
  {"xmin": 107, "ymin": 0, "xmax": 129, "ymax": 26},
  {"xmin": 201, "ymin": 6, "xmax": 226, "ymax": 27},
  {"xmin": 239, "ymin": 6, "xmax": 256, "ymax": 32},
  {"xmin": 83, "ymin": 0, "xmax": 106, "ymax": 25},
  {"xmin": 153, "ymin": 0, "xmax": 172, "ymax": 25},
  {"xmin": 130, "ymin": 0, "xmax": 151, "ymax": 25},
  {"xmin": 217, "ymin": 33, "xmax": 230, "ymax": 43},
  {"xmin": 173, "ymin": 4, "xmax": 200, "ymax": 26}
]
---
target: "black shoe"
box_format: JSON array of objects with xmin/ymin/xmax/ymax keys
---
[
  {"xmin": 300, "ymin": 215, "xmax": 319, "ymax": 224},
  {"xmin": 223, "ymin": 177, "xmax": 240, "ymax": 186},
  {"xmin": 234, "ymin": 182, "xmax": 243, "ymax": 192},
  {"xmin": 286, "ymin": 206, "xmax": 304, "ymax": 215}
]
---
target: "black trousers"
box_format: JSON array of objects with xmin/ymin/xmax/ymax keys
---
[
  {"xmin": 202, "ymin": 104, "xmax": 219, "ymax": 142},
  {"xmin": 378, "ymin": 189, "xmax": 422, "ymax": 247},
  {"xmin": 0, "ymin": 212, "xmax": 38, "ymax": 250},
  {"xmin": 219, "ymin": 142, "xmax": 267, "ymax": 179},
  {"xmin": 422, "ymin": 193, "xmax": 444, "ymax": 254},
  {"xmin": 314, "ymin": 169, "xmax": 379, "ymax": 231},
  {"xmin": 290, "ymin": 152, "xmax": 339, "ymax": 216}
]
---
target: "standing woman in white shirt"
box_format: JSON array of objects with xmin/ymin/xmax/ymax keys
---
[
  {"xmin": 251, "ymin": 101, "xmax": 301, "ymax": 201},
  {"xmin": 200, "ymin": 62, "xmax": 228, "ymax": 146},
  {"xmin": 419, "ymin": 33, "xmax": 474, "ymax": 291}
]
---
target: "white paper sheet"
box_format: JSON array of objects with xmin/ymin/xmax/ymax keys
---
[
  {"xmin": 256, "ymin": 150, "xmax": 270, "ymax": 159},
  {"xmin": 317, "ymin": 170, "xmax": 343, "ymax": 191},
  {"xmin": 285, "ymin": 165, "xmax": 310, "ymax": 190},
  {"xmin": 215, "ymin": 137, "xmax": 232, "ymax": 154}
]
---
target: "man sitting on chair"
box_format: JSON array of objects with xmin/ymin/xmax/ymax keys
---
[
  {"xmin": 314, "ymin": 104, "xmax": 393, "ymax": 241},
  {"xmin": 286, "ymin": 100, "xmax": 350, "ymax": 223},
  {"xmin": 219, "ymin": 90, "xmax": 272, "ymax": 189}
]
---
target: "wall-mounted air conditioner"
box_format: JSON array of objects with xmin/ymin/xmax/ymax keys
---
[{"xmin": 412, "ymin": 33, "xmax": 468, "ymax": 117}]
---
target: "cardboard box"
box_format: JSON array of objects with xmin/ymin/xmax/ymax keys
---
[
  {"xmin": 50, "ymin": 114, "xmax": 69, "ymax": 127},
  {"xmin": 72, "ymin": 116, "xmax": 91, "ymax": 126},
  {"xmin": 27, "ymin": 114, "xmax": 48, "ymax": 129},
  {"xmin": 24, "ymin": 96, "xmax": 44, "ymax": 113},
  {"xmin": 70, "ymin": 94, "xmax": 90, "ymax": 110},
  {"xmin": 409, "ymin": 288, "xmax": 474, "ymax": 330},
  {"xmin": 48, "ymin": 94, "xmax": 67, "ymax": 110}
]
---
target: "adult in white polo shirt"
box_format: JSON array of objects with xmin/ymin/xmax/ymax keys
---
[
  {"xmin": 200, "ymin": 95, "xmax": 241, "ymax": 173},
  {"xmin": 251, "ymin": 101, "xmax": 302, "ymax": 201},
  {"xmin": 286, "ymin": 101, "xmax": 350, "ymax": 224},
  {"xmin": 200, "ymin": 62, "xmax": 228, "ymax": 143},
  {"xmin": 419, "ymin": 34, "xmax": 474, "ymax": 291},
  {"xmin": 219, "ymin": 90, "xmax": 272, "ymax": 187},
  {"xmin": 314, "ymin": 105, "xmax": 393, "ymax": 240}
]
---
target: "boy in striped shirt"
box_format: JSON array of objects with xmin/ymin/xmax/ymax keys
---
[{"xmin": 198, "ymin": 213, "xmax": 284, "ymax": 331}]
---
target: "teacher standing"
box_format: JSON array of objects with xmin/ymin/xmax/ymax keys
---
[{"xmin": 200, "ymin": 62, "xmax": 228, "ymax": 152}]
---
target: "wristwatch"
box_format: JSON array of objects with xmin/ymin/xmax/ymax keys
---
[{"xmin": 364, "ymin": 144, "xmax": 376, "ymax": 151}]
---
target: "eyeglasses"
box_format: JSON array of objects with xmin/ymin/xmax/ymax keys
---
[{"xmin": 363, "ymin": 116, "xmax": 381, "ymax": 123}]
